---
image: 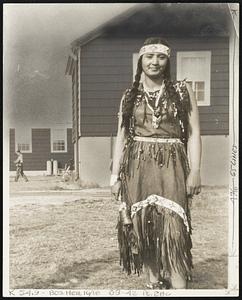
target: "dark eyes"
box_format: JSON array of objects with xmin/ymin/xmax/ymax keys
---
[{"xmin": 145, "ymin": 55, "xmax": 166, "ymax": 59}]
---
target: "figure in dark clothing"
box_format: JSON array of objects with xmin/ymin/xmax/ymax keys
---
[{"xmin": 14, "ymin": 150, "xmax": 29, "ymax": 182}]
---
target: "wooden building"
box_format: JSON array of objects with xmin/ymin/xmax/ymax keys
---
[
  {"xmin": 9, "ymin": 127, "xmax": 74, "ymax": 174},
  {"xmin": 65, "ymin": 3, "xmax": 238, "ymax": 186}
]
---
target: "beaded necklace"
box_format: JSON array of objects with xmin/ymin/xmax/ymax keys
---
[
  {"xmin": 123, "ymin": 79, "xmax": 191, "ymax": 149},
  {"xmin": 143, "ymin": 80, "xmax": 165, "ymax": 129}
]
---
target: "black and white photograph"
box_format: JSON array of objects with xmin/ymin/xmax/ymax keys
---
[{"xmin": 3, "ymin": 2, "xmax": 239, "ymax": 297}]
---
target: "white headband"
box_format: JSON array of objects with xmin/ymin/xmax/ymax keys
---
[{"xmin": 138, "ymin": 44, "xmax": 171, "ymax": 58}]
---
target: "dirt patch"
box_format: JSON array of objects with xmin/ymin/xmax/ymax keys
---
[
  {"xmin": 9, "ymin": 175, "xmax": 101, "ymax": 193},
  {"xmin": 9, "ymin": 181, "xmax": 228, "ymax": 289}
]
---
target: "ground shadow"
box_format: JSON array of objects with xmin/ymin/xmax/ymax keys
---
[
  {"xmin": 189, "ymin": 254, "xmax": 228, "ymax": 289},
  {"xmin": 15, "ymin": 253, "xmax": 227, "ymax": 290},
  {"xmin": 15, "ymin": 251, "xmax": 118, "ymax": 289}
]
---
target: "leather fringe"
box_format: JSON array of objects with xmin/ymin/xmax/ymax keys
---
[
  {"xmin": 119, "ymin": 140, "xmax": 190, "ymax": 179},
  {"xmin": 117, "ymin": 205, "xmax": 193, "ymax": 280},
  {"xmin": 117, "ymin": 217, "xmax": 143, "ymax": 275}
]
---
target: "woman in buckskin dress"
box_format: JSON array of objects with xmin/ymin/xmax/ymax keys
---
[{"xmin": 111, "ymin": 37, "xmax": 201, "ymax": 289}]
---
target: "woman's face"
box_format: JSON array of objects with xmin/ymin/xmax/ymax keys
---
[{"xmin": 142, "ymin": 52, "xmax": 168, "ymax": 79}]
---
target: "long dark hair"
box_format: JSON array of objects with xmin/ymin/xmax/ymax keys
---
[{"xmin": 121, "ymin": 37, "xmax": 171, "ymax": 133}]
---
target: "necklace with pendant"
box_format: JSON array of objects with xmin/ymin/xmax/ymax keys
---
[{"xmin": 143, "ymin": 80, "xmax": 165, "ymax": 129}]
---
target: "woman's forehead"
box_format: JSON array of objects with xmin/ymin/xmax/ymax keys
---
[{"xmin": 143, "ymin": 52, "xmax": 167, "ymax": 56}]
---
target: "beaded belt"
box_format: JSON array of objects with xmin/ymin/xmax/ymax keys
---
[{"xmin": 133, "ymin": 136, "xmax": 183, "ymax": 144}]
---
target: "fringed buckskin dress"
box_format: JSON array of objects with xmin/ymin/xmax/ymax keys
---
[{"xmin": 117, "ymin": 79, "xmax": 193, "ymax": 282}]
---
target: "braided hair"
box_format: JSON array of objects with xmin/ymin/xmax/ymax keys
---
[{"xmin": 121, "ymin": 37, "xmax": 171, "ymax": 134}]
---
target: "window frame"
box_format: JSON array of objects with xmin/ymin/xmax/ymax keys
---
[
  {"xmin": 176, "ymin": 51, "xmax": 211, "ymax": 106},
  {"xmin": 15, "ymin": 129, "xmax": 32, "ymax": 153},
  {"xmin": 50, "ymin": 128, "xmax": 67, "ymax": 153}
]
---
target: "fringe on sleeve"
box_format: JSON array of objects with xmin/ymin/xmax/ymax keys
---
[{"xmin": 172, "ymin": 79, "xmax": 192, "ymax": 152}]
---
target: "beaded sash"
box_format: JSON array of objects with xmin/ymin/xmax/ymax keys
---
[{"xmin": 133, "ymin": 136, "xmax": 183, "ymax": 144}]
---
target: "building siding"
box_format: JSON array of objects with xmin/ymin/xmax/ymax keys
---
[
  {"xmin": 9, "ymin": 128, "xmax": 74, "ymax": 171},
  {"xmin": 9, "ymin": 129, "xmax": 16, "ymax": 172},
  {"xmin": 80, "ymin": 37, "xmax": 229, "ymax": 136},
  {"xmin": 72, "ymin": 72, "xmax": 76, "ymax": 143}
]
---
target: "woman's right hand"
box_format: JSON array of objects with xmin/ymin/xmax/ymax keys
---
[{"xmin": 111, "ymin": 180, "xmax": 121, "ymax": 201}]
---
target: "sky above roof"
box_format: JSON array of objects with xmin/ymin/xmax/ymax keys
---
[{"xmin": 3, "ymin": 3, "xmax": 137, "ymax": 130}]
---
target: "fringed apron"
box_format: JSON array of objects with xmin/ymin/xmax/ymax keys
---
[{"xmin": 117, "ymin": 80, "xmax": 193, "ymax": 282}]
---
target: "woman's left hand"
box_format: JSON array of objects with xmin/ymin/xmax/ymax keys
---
[
  {"xmin": 186, "ymin": 169, "xmax": 201, "ymax": 196},
  {"xmin": 111, "ymin": 180, "xmax": 121, "ymax": 201}
]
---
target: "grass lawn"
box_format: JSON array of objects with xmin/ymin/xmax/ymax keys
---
[{"xmin": 9, "ymin": 177, "xmax": 228, "ymax": 289}]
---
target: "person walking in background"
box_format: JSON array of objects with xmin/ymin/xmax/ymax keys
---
[
  {"xmin": 14, "ymin": 150, "xmax": 29, "ymax": 182},
  {"xmin": 111, "ymin": 37, "xmax": 201, "ymax": 289}
]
